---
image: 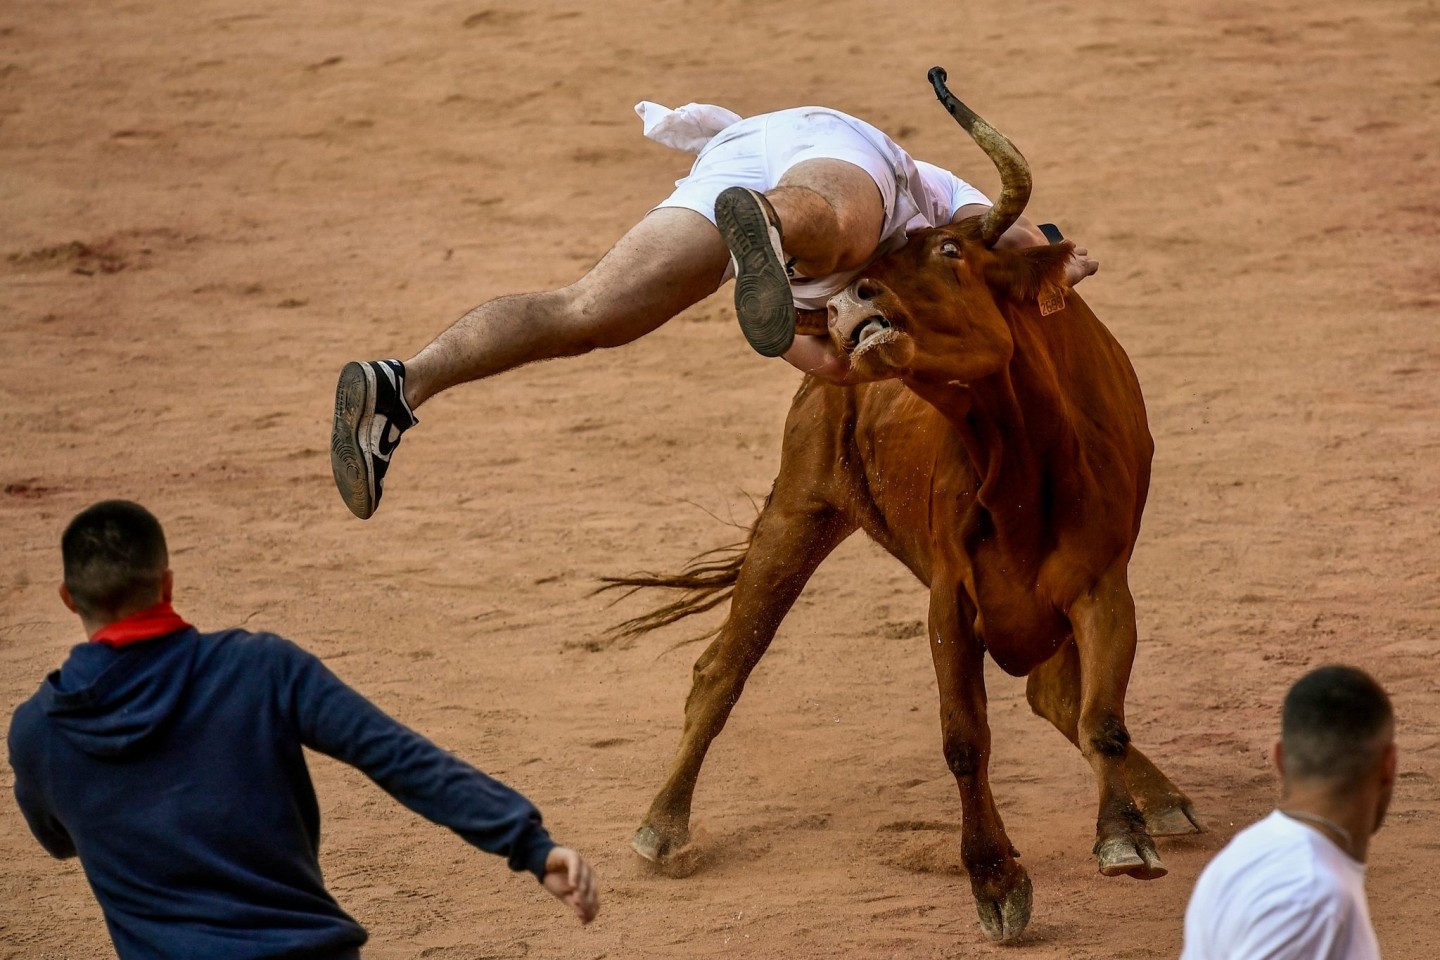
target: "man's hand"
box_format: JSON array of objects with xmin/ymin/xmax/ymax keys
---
[
  {"xmin": 541, "ymin": 847, "xmax": 599, "ymax": 924},
  {"xmin": 1064, "ymin": 245, "xmax": 1099, "ymax": 286},
  {"xmin": 952, "ymin": 203, "xmax": 1100, "ymax": 287},
  {"xmin": 782, "ymin": 334, "xmax": 857, "ymax": 385}
]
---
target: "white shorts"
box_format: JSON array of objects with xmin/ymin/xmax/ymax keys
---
[
  {"xmin": 652, "ymin": 107, "xmax": 987, "ymax": 307},
  {"xmin": 656, "ymin": 107, "xmax": 902, "ymax": 232}
]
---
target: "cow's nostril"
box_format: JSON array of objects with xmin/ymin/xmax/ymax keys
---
[{"xmin": 856, "ymin": 279, "xmax": 881, "ymax": 302}]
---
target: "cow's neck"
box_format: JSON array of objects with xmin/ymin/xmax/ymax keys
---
[{"xmin": 910, "ymin": 349, "xmax": 1076, "ymax": 552}]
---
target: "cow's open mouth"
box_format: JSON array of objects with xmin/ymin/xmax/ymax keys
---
[{"xmin": 850, "ymin": 316, "xmax": 892, "ymax": 350}]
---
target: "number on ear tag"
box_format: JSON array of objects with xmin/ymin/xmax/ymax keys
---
[{"xmin": 1038, "ymin": 289, "xmax": 1066, "ymax": 316}]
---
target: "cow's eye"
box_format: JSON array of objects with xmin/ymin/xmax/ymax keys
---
[{"xmin": 939, "ymin": 240, "xmax": 961, "ymax": 258}]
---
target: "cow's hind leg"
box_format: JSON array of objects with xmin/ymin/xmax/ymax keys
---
[
  {"xmin": 1026, "ymin": 639, "xmax": 1202, "ymax": 837},
  {"xmin": 929, "ymin": 585, "xmax": 1032, "ymax": 942},
  {"xmin": 634, "ymin": 496, "xmax": 855, "ymax": 873},
  {"xmin": 1066, "ymin": 566, "xmax": 1167, "ymax": 880}
]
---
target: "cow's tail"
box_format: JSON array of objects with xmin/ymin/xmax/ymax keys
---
[{"xmin": 594, "ymin": 522, "xmax": 756, "ymax": 645}]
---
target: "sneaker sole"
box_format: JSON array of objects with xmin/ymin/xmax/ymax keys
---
[
  {"xmin": 330, "ymin": 361, "xmax": 378, "ymax": 520},
  {"xmin": 715, "ymin": 187, "xmax": 795, "ymax": 358}
]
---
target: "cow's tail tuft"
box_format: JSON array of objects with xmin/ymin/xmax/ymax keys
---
[{"xmin": 593, "ymin": 531, "xmax": 753, "ymax": 646}]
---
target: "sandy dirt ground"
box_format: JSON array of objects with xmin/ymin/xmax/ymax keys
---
[{"xmin": 3, "ymin": 0, "xmax": 1438, "ymax": 956}]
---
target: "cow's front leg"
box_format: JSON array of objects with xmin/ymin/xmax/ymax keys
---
[
  {"xmin": 1026, "ymin": 638, "xmax": 1202, "ymax": 837},
  {"xmin": 928, "ymin": 583, "xmax": 1031, "ymax": 942},
  {"xmin": 634, "ymin": 502, "xmax": 854, "ymax": 874},
  {"xmin": 1068, "ymin": 563, "xmax": 1165, "ymax": 880}
]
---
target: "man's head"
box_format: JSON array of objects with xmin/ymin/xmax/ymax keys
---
[
  {"xmin": 60, "ymin": 500, "xmax": 172, "ymax": 624},
  {"xmin": 1276, "ymin": 665, "xmax": 1396, "ymax": 831}
]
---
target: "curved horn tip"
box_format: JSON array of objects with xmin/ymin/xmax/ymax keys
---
[{"xmin": 928, "ymin": 66, "xmax": 949, "ymax": 95}]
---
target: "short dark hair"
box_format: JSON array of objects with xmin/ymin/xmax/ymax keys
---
[
  {"xmin": 1281, "ymin": 665, "xmax": 1393, "ymax": 788},
  {"xmin": 62, "ymin": 500, "xmax": 169, "ymax": 619}
]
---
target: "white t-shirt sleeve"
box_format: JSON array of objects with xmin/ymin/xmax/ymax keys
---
[{"xmin": 913, "ymin": 159, "xmax": 991, "ymax": 225}]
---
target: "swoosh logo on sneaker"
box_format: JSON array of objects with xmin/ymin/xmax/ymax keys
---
[{"xmin": 376, "ymin": 422, "xmax": 403, "ymax": 459}]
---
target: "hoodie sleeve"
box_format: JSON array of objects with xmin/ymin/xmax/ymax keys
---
[
  {"xmin": 276, "ymin": 639, "xmax": 556, "ymax": 881},
  {"xmin": 8, "ymin": 705, "xmax": 77, "ymax": 859}
]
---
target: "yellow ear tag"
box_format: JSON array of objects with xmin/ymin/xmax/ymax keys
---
[{"xmin": 1038, "ymin": 287, "xmax": 1066, "ymax": 316}]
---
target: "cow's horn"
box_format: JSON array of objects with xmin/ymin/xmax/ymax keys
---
[{"xmin": 928, "ymin": 67, "xmax": 1031, "ymax": 248}]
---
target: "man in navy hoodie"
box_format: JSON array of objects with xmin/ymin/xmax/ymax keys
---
[{"xmin": 8, "ymin": 499, "xmax": 599, "ymax": 959}]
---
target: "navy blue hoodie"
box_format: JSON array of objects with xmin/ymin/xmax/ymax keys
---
[{"xmin": 8, "ymin": 627, "xmax": 556, "ymax": 960}]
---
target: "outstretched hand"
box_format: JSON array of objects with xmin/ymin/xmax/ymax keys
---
[
  {"xmin": 541, "ymin": 846, "xmax": 599, "ymax": 924},
  {"xmin": 958, "ymin": 205, "xmax": 1100, "ymax": 288},
  {"xmin": 1065, "ymin": 244, "xmax": 1099, "ymax": 286}
]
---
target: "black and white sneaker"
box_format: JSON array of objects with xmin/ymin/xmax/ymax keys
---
[
  {"xmin": 715, "ymin": 186, "xmax": 796, "ymax": 358},
  {"xmin": 330, "ymin": 359, "xmax": 418, "ymax": 520}
]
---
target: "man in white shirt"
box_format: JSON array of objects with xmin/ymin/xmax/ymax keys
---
[
  {"xmin": 1180, "ymin": 665, "xmax": 1396, "ymax": 960},
  {"xmin": 327, "ymin": 77, "xmax": 1099, "ymax": 520}
]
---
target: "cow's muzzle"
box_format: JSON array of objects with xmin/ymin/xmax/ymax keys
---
[{"xmin": 828, "ymin": 281, "xmax": 893, "ymax": 353}]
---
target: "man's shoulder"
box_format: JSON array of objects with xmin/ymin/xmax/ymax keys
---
[
  {"xmin": 1195, "ymin": 814, "xmax": 1354, "ymax": 916},
  {"xmin": 912, "ymin": 158, "xmax": 949, "ymax": 176},
  {"xmin": 197, "ymin": 626, "xmax": 302, "ymax": 652},
  {"xmin": 908, "ymin": 159, "xmax": 984, "ymax": 213},
  {"xmin": 1213, "ymin": 813, "xmax": 1311, "ymax": 859},
  {"xmin": 192, "ymin": 627, "xmax": 316, "ymax": 671},
  {"xmin": 1191, "ymin": 848, "xmax": 1359, "ymax": 960}
]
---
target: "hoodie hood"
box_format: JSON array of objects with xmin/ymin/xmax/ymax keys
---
[{"xmin": 40, "ymin": 628, "xmax": 199, "ymax": 758}]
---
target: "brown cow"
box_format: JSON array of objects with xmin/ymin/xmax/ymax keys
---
[{"xmin": 611, "ymin": 69, "xmax": 1200, "ymax": 942}]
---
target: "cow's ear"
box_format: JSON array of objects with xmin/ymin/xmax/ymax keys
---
[{"xmin": 978, "ymin": 242, "xmax": 1074, "ymax": 303}]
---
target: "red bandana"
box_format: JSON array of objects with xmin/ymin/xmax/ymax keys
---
[{"xmin": 90, "ymin": 602, "xmax": 192, "ymax": 649}]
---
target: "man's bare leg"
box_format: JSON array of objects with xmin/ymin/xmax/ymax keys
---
[
  {"xmin": 404, "ymin": 208, "xmax": 730, "ymax": 409},
  {"xmin": 715, "ymin": 158, "xmax": 884, "ymax": 359},
  {"xmin": 331, "ymin": 208, "xmax": 729, "ymax": 519},
  {"xmin": 768, "ymin": 159, "xmax": 886, "ymax": 278}
]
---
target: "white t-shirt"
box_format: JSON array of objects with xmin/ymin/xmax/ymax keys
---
[{"xmin": 1180, "ymin": 811, "xmax": 1380, "ymax": 960}]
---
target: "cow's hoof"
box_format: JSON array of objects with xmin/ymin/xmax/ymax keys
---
[
  {"xmin": 974, "ymin": 871, "xmax": 1033, "ymax": 942},
  {"xmin": 632, "ymin": 824, "xmax": 668, "ymax": 862},
  {"xmin": 1144, "ymin": 800, "xmax": 1204, "ymax": 837},
  {"xmin": 633, "ymin": 824, "xmax": 705, "ymax": 878},
  {"xmin": 1097, "ymin": 835, "xmax": 1167, "ymax": 880}
]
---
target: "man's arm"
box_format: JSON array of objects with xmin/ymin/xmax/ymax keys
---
[
  {"xmin": 8, "ymin": 719, "xmax": 77, "ymax": 859},
  {"xmin": 951, "ymin": 204, "xmax": 1048, "ymax": 246},
  {"xmin": 951, "ymin": 203, "xmax": 1098, "ymax": 285},
  {"xmin": 280, "ymin": 641, "xmax": 557, "ymax": 879},
  {"xmin": 279, "ymin": 641, "xmax": 599, "ymax": 923}
]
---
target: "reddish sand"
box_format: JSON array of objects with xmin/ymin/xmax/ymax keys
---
[{"xmin": 2, "ymin": 0, "xmax": 1438, "ymax": 957}]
